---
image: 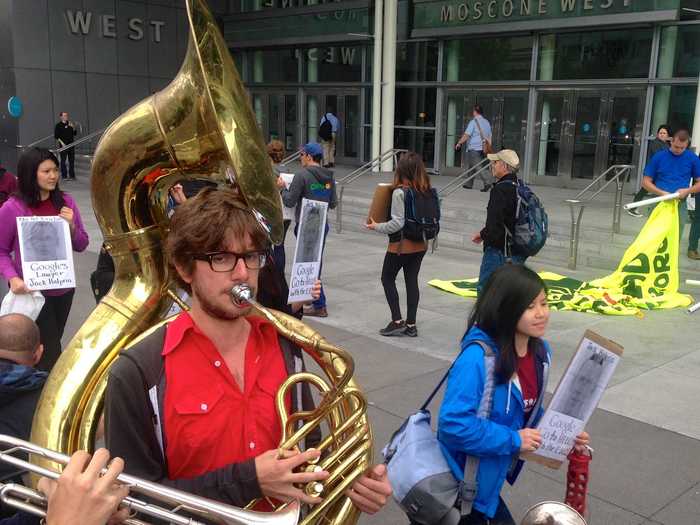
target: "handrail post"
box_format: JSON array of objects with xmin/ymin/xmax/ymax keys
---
[
  {"xmin": 566, "ymin": 200, "xmax": 585, "ymax": 270},
  {"xmin": 337, "ymin": 183, "xmax": 345, "ymax": 234},
  {"xmin": 612, "ymin": 168, "xmax": 626, "ymax": 234}
]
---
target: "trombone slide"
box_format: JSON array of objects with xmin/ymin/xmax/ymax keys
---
[{"xmin": 623, "ymin": 193, "xmax": 680, "ymax": 210}]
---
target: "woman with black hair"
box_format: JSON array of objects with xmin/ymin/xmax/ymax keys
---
[
  {"xmin": 0, "ymin": 148, "xmax": 89, "ymax": 371},
  {"xmin": 437, "ymin": 265, "xmax": 590, "ymax": 524}
]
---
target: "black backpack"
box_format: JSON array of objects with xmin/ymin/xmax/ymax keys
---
[
  {"xmin": 318, "ymin": 114, "xmax": 333, "ymax": 141},
  {"xmin": 403, "ymin": 188, "xmax": 440, "ymax": 242}
]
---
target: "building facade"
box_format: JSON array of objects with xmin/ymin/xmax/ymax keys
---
[
  {"xmin": 225, "ymin": 0, "xmax": 700, "ymax": 187},
  {"xmin": 0, "ymin": 0, "xmax": 230, "ymax": 170}
]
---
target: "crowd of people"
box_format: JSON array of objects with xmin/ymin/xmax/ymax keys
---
[{"xmin": 5, "ymin": 111, "xmax": 700, "ymax": 524}]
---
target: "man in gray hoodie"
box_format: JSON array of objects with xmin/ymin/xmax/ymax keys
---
[{"xmin": 279, "ymin": 142, "xmax": 337, "ymax": 317}]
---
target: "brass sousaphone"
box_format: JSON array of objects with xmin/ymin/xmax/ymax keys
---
[{"xmin": 29, "ymin": 1, "xmax": 372, "ymax": 523}]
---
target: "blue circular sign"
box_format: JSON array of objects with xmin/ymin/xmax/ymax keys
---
[
  {"xmin": 7, "ymin": 97, "xmax": 22, "ymax": 118},
  {"xmin": 618, "ymin": 126, "xmax": 628, "ymax": 134},
  {"xmin": 582, "ymin": 123, "xmax": 592, "ymax": 133}
]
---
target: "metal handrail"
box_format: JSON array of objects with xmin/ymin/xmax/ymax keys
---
[
  {"xmin": 437, "ymin": 158, "xmax": 491, "ymax": 199},
  {"xmin": 336, "ymin": 148, "xmax": 407, "ymax": 233},
  {"xmin": 16, "ymin": 134, "xmax": 54, "ymax": 150},
  {"xmin": 52, "ymin": 128, "xmax": 105, "ymax": 155},
  {"xmin": 564, "ymin": 164, "xmax": 635, "ymax": 270},
  {"xmin": 281, "ymin": 150, "xmax": 302, "ymax": 165}
]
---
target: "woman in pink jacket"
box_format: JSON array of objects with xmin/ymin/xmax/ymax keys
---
[{"xmin": 0, "ymin": 148, "xmax": 89, "ymax": 371}]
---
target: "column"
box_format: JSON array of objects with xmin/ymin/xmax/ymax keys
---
[
  {"xmin": 380, "ymin": 0, "xmax": 397, "ymax": 172},
  {"xmin": 537, "ymin": 34, "xmax": 555, "ymax": 177},
  {"xmin": 692, "ymin": 76, "xmax": 700, "ymax": 153},
  {"xmin": 445, "ymin": 40, "xmax": 459, "ymax": 168},
  {"xmin": 371, "ymin": 0, "xmax": 383, "ymax": 170},
  {"xmin": 652, "ymin": 26, "xmax": 678, "ymax": 132}
]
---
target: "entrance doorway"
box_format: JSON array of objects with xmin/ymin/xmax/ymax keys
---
[
  {"xmin": 532, "ymin": 89, "xmax": 645, "ymax": 187},
  {"xmin": 443, "ymin": 90, "xmax": 528, "ymax": 172},
  {"xmin": 305, "ymin": 90, "xmax": 361, "ymax": 165},
  {"xmin": 251, "ymin": 91, "xmax": 300, "ymax": 153}
]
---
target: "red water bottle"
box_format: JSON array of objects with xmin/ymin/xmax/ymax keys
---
[{"xmin": 565, "ymin": 446, "xmax": 592, "ymax": 516}]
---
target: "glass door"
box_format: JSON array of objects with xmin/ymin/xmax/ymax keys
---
[
  {"xmin": 532, "ymin": 93, "xmax": 566, "ymax": 181},
  {"xmin": 249, "ymin": 91, "xmax": 299, "ymax": 156},
  {"xmin": 571, "ymin": 94, "xmax": 602, "ymax": 180},
  {"xmin": 305, "ymin": 90, "xmax": 362, "ymax": 165},
  {"xmin": 601, "ymin": 92, "xmax": 645, "ymax": 174}
]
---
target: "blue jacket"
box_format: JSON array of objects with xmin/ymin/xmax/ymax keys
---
[{"xmin": 437, "ymin": 327, "xmax": 551, "ymax": 518}]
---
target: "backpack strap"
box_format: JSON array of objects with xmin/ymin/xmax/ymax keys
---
[{"xmin": 459, "ymin": 341, "xmax": 497, "ymax": 516}]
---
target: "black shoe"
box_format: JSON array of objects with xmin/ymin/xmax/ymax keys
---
[
  {"xmin": 404, "ymin": 324, "xmax": 418, "ymax": 337},
  {"xmin": 480, "ymin": 184, "xmax": 492, "ymax": 192},
  {"xmin": 379, "ymin": 320, "xmax": 405, "ymax": 336},
  {"xmin": 626, "ymin": 208, "xmax": 643, "ymax": 218},
  {"xmin": 462, "ymin": 183, "xmax": 473, "ymax": 189}
]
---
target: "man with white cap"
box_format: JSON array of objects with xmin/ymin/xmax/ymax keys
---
[{"xmin": 472, "ymin": 149, "xmax": 527, "ymax": 290}]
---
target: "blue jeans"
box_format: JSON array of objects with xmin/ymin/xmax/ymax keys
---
[
  {"xmin": 294, "ymin": 222, "xmax": 329, "ymax": 309},
  {"xmin": 478, "ymin": 246, "xmax": 527, "ymax": 293}
]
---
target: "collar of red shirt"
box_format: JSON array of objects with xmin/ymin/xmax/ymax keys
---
[{"xmin": 162, "ymin": 311, "xmax": 277, "ymax": 358}]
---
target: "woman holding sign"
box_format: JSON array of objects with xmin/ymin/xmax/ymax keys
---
[
  {"xmin": 0, "ymin": 148, "xmax": 89, "ymax": 371},
  {"xmin": 437, "ymin": 265, "xmax": 589, "ymax": 524}
]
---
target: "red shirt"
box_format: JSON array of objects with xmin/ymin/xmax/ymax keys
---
[
  {"xmin": 517, "ymin": 351, "xmax": 538, "ymax": 417},
  {"xmin": 30, "ymin": 199, "xmax": 59, "ymax": 216},
  {"xmin": 162, "ymin": 312, "xmax": 290, "ymax": 479}
]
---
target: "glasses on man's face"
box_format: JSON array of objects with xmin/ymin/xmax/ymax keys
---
[{"xmin": 193, "ymin": 251, "xmax": 267, "ymax": 272}]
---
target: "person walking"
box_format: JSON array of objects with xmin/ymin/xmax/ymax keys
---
[
  {"xmin": 455, "ymin": 105, "xmax": 492, "ymax": 191},
  {"xmin": 473, "ymin": 149, "xmax": 527, "ymax": 291},
  {"xmin": 279, "ymin": 143, "xmax": 337, "ymax": 317},
  {"xmin": 438, "ymin": 264, "xmax": 590, "ymax": 525},
  {"xmin": 0, "ymin": 148, "xmax": 89, "ymax": 371},
  {"xmin": 627, "ymin": 124, "xmax": 672, "ymax": 218},
  {"xmin": 366, "ymin": 152, "xmax": 430, "ymax": 338},
  {"xmin": 318, "ymin": 110, "xmax": 339, "ymax": 168},
  {"xmin": 640, "ymin": 129, "xmax": 700, "ymax": 258},
  {"xmin": 267, "ymin": 140, "xmax": 295, "ymax": 273},
  {"xmin": 54, "ymin": 112, "xmax": 77, "ymax": 181}
]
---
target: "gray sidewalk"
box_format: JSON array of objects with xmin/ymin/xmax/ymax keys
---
[{"xmin": 61, "ymin": 175, "xmax": 700, "ymax": 524}]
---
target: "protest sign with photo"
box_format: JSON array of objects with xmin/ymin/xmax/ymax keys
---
[
  {"xmin": 531, "ymin": 330, "xmax": 623, "ymax": 468},
  {"xmin": 17, "ymin": 216, "xmax": 75, "ymax": 291},
  {"xmin": 287, "ymin": 198, "xmax": 328, "ymax": 303}
]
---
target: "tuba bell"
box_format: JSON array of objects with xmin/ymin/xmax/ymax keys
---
[{"xmin": 29, "ymin": 0, "xmax": 373, "ymax": 524}]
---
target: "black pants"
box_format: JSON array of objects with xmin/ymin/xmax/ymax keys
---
[
  {"xmin": 36, "ymin": 290, "xmax": 75, "ymax": 372},
  {"xmin": 381, "ymin": 250, "xmax": 426, "ymax": 325},
  {"xmin": 59, "ymin": 148, "xmax": 75, "ymax": 179},
  {"xmin": 272, "ymin": 220, "xmax": 292, "ymax": 273}
]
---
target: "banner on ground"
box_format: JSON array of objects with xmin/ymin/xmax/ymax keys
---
[{"xmin": 429, "ymin": 200, "xmax": 693, "ymax": 315}]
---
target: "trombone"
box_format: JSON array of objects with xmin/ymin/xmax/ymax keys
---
[{"xmin": 0, "ymin": 435, "xmax": 299, "ymax": 525}]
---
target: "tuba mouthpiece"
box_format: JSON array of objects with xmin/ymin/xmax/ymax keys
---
[{"xmin": 231, "ymin": 284, "xmax": 253, "ymax": 306}]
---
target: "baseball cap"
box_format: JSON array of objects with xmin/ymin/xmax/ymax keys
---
[
  {"xmin": 487, "ymin": 149, "xmax": 520, "ymax": 169},
  {"xmin": 301, "ymin": 142, "xmax": 323, "ymax": 157}
]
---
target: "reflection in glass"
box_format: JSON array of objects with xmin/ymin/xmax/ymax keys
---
[
  {"xmin": 651, "ymin": 85, "xmax": 698, "ymax": 136},
  {"xmin": 253, "ymin": 95, "xmax": 264, "ymax": 132},
  {"xmin": 395, "ymin": 88, "xmax": 437, "ymax": 127},
  {"xmin": 607, "ymin": 97, "xmax": 637, "ymax": 168},
  {"xmin": 396, "ymin": 42, "xmax": 439, "ymax": 81},
  {"xmin": 539, "ymin": 29, "xmax": 653, "ymax": 79},
  {"xmin": 572, "ymin": 96, "xmax": 600, "ymax": 180},
  {"xmin": 444, "ymin": 36, "xmax": 532, "ymax": 81},
  {"xmin": 394, "ymin": 129, "xmax": 435, "ymax": 168},
  {"xmin": 657, "ymin": 25, "xmax": 700, "ymax": 79},
  {"xmin": 302, "ymin": 46, "xmax": 363, "ymax": 82},
  {"xmin": 248, "ymin": 49, "xmax": 299, "ymax": 83},
  {"xmin": 344, "ymin": 96, "xmax": 360, "ymax": 158},
  {"xmin": 445, "ymin": 94, "xmax": 465, "ymax": 169},
  {"xmin": 269, "ymin": 96, "xmax": 280, "ymax": 141},
  {"xmin": 285, "ymin": 95, "xmax": 298, "ymax": 152},
  {"xmin": 536, "ymin": 95, "xmax": 564, "ymax": 177},
  {"xmin": 501, "ymin": 95, "xmax": 527, "ymax": 154},
  {"xmin": 307, "ymin": 94, "xmax": 319, "ymax": 142}
]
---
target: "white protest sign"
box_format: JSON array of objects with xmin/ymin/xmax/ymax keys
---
[
  {"xmin": 287, "ymin": 198, "xmax": 328, "ymax": 303},
  {"xmin": 17, "ymin": 216, "xmax": 76, "ymax": 291},
  {"xmin": 532, "ymin": 330, "xmax": 622, "ymax": 468}
]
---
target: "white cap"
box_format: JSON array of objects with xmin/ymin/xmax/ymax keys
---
[{"xmin": 487, "ymin": 149, "xmax": 520, "ymax": 169}]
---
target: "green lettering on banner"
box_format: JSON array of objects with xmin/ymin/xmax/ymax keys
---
[{"xmin": 412, "ymin": 0, "xmax": 679, "ymax": 31}]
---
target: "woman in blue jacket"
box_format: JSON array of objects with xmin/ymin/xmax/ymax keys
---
[{"xmin": 438, "ymin": 265, "xmax": 590, "ymax": 524}]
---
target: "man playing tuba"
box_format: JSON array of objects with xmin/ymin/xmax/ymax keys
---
[{"xmin": 103, "ymin": 187, "xmax": 391, "ymax": 516}]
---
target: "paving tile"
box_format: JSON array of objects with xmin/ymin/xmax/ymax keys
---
[{"xmin": 651, "ymin": 483, "xmax": 700, "ymax": 525}]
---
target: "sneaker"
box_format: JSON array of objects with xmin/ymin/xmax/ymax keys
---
[
  {"xmin": 404, "ymin": 324, "xmax": 418, "ymax": 337},
  {"xmin": 379, "ymin": 320, "xmax": 405, "ymax": 336},
  {"xmin": 688, "ymin": 250, "xmax": 700, "ymax": 260},
  {"xmin": 626, "ymin": 208, "xmax": 643, "ymax": 218},
  {"xmin": 303, "ymin": 305, "xmax": 328, "ymax": 317},
  {"xmin": 462, "ymin": 183, "xmax": 473, "ymax": 189}
]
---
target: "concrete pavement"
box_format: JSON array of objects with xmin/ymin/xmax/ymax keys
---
[{"xmin": 60, "ymin": 175, "xmax": 700, "ymax": 524}]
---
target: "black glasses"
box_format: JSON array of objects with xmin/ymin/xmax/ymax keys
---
[{"xmin": 193, "ymin": 251, "xmax": 267, "ymax": 272}]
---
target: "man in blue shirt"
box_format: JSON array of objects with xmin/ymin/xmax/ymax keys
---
[
  {"xmin": 642, "ymin": 128, "xmax": 700, "ymax": 258},
  {"xmin": 319, "ymin": 111, "xmax": 340, "ymax": 168},
  {"xmin": 455, "ymin": 105, "xmax": 492, "ymax": 192}
]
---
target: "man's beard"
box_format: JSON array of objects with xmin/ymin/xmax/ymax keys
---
[{"xmin": 192, "ymin": 281, "xmax": 252, "ymax": 321}]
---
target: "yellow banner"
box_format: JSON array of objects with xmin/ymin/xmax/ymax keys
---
[{"xmin": 429, "ymin": 200, "xmax": 693, "ymax": 315}]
